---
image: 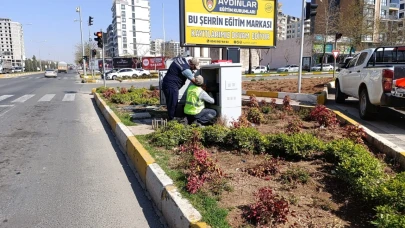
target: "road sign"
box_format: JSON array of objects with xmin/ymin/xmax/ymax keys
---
[{"xmin": 332, "ymin": 50, "xmax": 340, "ymax": 59}]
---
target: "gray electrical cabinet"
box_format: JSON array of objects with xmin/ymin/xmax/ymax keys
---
[{"xmin": 159, "ymin": 63, "xmax": 242, "ymax": 126}]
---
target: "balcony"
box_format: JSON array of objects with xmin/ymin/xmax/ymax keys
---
[
  {"xmin": 390, "ymin": 3, "xmax": 399, "ymax": 9},
  {"xmin": 364, "ymin": 0, "xmax": 375, "ymax": 5},
  {"xmin": 380, "ymin": 14, "xmax": 399, "ymax": 20}
]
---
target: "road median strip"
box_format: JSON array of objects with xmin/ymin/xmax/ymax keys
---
[
  {"xmin": 93, "ymin": 92, "xmax": 206, "ymax": 228},
  {"xmin": 243, "ymin": 71, "xmax": 335, "ymax": 77}
]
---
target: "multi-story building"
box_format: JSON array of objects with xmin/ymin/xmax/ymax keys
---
[
  {"xmin": 109, "ymin": 0, "xmax": 151, "ymax": 57},
  {"xmin": 286, "ymin": 19, "xmax": 310, "ymax": 39},
  {"xmin": 277, "ymin": 3, "xmax": 287, "ymax": 40},
  {"xmin": 164, "ymin": 40, "xmax": 184, "ymax": 57},
  {"xmin": 105, "ymin": 24, "xmax": 114, "ymax": 58},
  {"xmin": 0, "ymin": 18, "xmax": 25, "ymax": 67},
  {"xmin": 150, "ymin": 38, "xmax": 163, "ymax": 56}
]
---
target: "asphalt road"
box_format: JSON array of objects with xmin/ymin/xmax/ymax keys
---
[
  {"xmin": 0, "ymin": 71, "xmax": 162, "ymax": 228},
  {"xmin": 327, "ymin": 91, "xmax": 405, "ymax": 149}
]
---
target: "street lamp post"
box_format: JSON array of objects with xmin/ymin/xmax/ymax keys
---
[
  {"xmin": 20, "ymin": 23, "xmax": 32, "ymax": 70},
  {"xmin": 76, "ymin": 6, "xmax": 87, "ymax": 77}
]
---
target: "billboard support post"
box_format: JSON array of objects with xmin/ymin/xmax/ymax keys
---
[{"xmin": 298, "ymin": 0, "xmax": 305, "ymax": 93}]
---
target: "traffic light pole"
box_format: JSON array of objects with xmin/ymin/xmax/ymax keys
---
[
  {"xmin": 102, "ymin": 29, "xmax": 106, "ymax": 87},
  {"xmin": 298, "ymin": 0, "xmax": 306, "ymax": 93},
  {"xmin": 78, "ymin": 7, "xmax": 87, "ymax": 77},
  {"xmin": 88, "ymin": 28, "xmax": 94, "ymax": 80}
]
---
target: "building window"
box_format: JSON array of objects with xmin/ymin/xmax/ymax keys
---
[
  {"xmin": 122, "ymin": 24, "xmax": 126, "ymax": 29},
  {"xmin": 133, "ymin": 19, "xmax": 135, "ymax": 24},
  {"xmin": 132, "ymin": 0, "xmax": 134, "ymax": 5},
  {"xmin": 132, "ymin": 13, "xmax": 135, "ymax": 18},
  {"xmin": 123, "ymin": 44, "xmax": 127, "ymax": 48},
  {"xmin": 121, "ymin": 4, "xmax": 125, "ymax": 9},
  {"xmin": 133, "ymin": 32, "xmax": 136, "ymax": 37},
  {"xmin": 401, "ymin": 4, "xmax": 405, "ymax": 10},
  {"xmin": 122, "ymin": 11, "xmax": 126, "ymax": 17},
  {"xmin": 123, "ymin": 37, "xmax": 127, "ymax": 42},
  {"xmin": 132, "ymin": 6, "xmax": 135, "ymax": 11},
  {"xmin": 400, "ymin": 12, "xmax": 405, "ymax": 19},
  {"xmin": 123, "ymin": 31, "xmax": 127, "ymax": 36},
  {"xmin": 122, "ymin": 18, "xmax": 126, "ymax": 23}
]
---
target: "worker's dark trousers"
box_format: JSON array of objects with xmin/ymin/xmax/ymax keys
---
[
  {"xmin": 186, "ymin": 109, "xmax": 217, "ymax": 125},
  {"xmin": 163, "ymin": 87, "xmax": 179, "ymax": 120}
]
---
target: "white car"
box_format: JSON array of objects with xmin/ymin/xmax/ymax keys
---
[
  {"xmin": 252, "ymin": 66, "xmax": 267, "ymax": 74},
  {"xmin": 311, "ymin": 64, "xmax": 335, "ymax": 71},
  {"xmin": 135, "ymin": 68, "xmax": 151, "ymax": 76},
  {"xmin": 106, "ymin": 68, "xmax": 141, "ymax": 80},
  {"xmin": 277, "ymin": 65, "xmax": 299, "ymax": 72},
  {"xmin": 44, "ymin": 69, "xmax": 58, "ymax": 77}
]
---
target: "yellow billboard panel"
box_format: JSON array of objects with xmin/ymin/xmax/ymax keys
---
[{"xmin": 180, "ymin": 0, "xmax": 277, "ymax": 48}]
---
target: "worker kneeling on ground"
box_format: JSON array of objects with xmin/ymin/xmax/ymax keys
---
[{"xmin": 184, "ymin": 75, "xmax": 217, "ymax": 126}]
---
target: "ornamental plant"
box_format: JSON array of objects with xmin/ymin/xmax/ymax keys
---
[
  {"xmin": 247, "ymin": 107, "xmax": 264, "ymax": 124},
  {"xmin": 248, "ymin": 95, "xmax": 259, "ymax": 108},
  {"xmin": 309, "ymin": 105, "xmax": 339, "ymax": 127}
]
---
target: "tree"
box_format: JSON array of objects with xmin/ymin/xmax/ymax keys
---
[
  {"xmin": 32, "ymin": 55, "xmax": 38, "ymax": 71},
  {"xmin": 50, "ymin": 62, "xmax": 56, "ymax": 69},
  {"xmin": 338, "ymin": 0, "xmax": 373, "ymax": 52},
  {"xmin": 25, "ymin": 59, "xmax": 32, "ymax": 72},
  {"xmin": 74, "ymin": 42, "xmax": 100, "ymax": 65},
  {"xmin": 283, "ymin": 48, "xmax": 291, "ymax": 64},
  {"xmin": 315, "ymin": 0, "xmax": 340, "ymax": 70}
]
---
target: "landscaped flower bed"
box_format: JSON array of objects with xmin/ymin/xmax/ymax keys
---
[
  {"xmin": 137, "ymin": 96, "xmax": 405, "ymax": 227},
  {"xmin": 243, "ymin": 78, "xmax": 333, "ymax": 94},
  {"xmin": 96, "ymin": 86, "xmax": 161, "ymax": 125}
]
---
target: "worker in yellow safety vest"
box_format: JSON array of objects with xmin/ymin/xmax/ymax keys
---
[{"xmin": 184, "ymin": 75, "xmax": 217, "ymax": 125}]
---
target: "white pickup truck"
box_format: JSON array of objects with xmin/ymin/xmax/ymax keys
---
[{"xmin": 336, "ymin": 46, "xmax": 405, "ymax": 119}]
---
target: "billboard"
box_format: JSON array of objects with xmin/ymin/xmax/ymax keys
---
[
  {"xmin": 112, "ymin": 57, "xmax": 142, "ymax": 69},
  {"xmin": 180, "ymin": 0, "xmax": 277, "ymax": 48},
  {"xmin": 142, "ymin": 57, "xmax": 166, "ymax": 70}
]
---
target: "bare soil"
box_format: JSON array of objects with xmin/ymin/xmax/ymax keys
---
[{"xmin": 242, "ymin": 78, "xmax": 334, "ymax": 94}]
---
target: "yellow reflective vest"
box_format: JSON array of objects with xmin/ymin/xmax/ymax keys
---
[{"xmin": 184, "ymin": 85, "xmax": 204, "ymax": 115}]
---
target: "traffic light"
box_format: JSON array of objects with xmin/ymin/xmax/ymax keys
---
[
  {"xmin": 335, "ymin": 33, "xmax": 343, "ymax": 40},
  {"xmin": 94, "ymin": 32, "xmax": 103, "ymax": 48},
  {"xmin": 88, "ymin": 16, "xmax": 93, "ymax": 26},
  {"xmin": 305, "ymin": 2, "xmax": 318, "ymax": 20},
  {"xmin": 92, "ymin": 49, "xmax": 97, "ymax": 57}
]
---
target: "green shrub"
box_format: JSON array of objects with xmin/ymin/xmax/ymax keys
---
[
  {"xmin": 280, "ymin": 166, "xmax": 310, "ymax": 185},
  {"xmin": 261, "ymin": 106, "xmax": 271, "ymax": 114},
  {"xmin": 372, "ymin": 205, "xmax": 405, "ymax": 227},
  {"xmin": 226, "ymin": 127, "xmax": 266, "ymax": 154},
  {"xmin": 201, "ymin": 125, "xmax": 230, "ymax": 146},
  {"xmin": 96, "ymin": 86, "xmax": 108, "ymax": 93},
  {"xmin": 150, "ymin": 121, "xmax": 195, "ymax": 148},
  {"xmin": 335, "ymin": 144, "xmax": 386, "ymax": 201},
  {"xmin": 378, "ymin": 172, "xmax": 405, "ymax": 211},
  {"xmin": 266, "ymin": 133, "xmax": 324, "ymax": 158},
  {"xmin": 247, "ymin": 108, "xmax": 264, "ymax": 124},
  {"xmin": 110, "ymin": 93, "xmax": 131, "ymax": 104},
  {"xmin": 324, "ymin": 139, "xmax": 357, "ymax": 162}
]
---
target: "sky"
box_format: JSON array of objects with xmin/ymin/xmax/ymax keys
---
[{"xmin": 0, "ymin": 0, "xmax": 300, "ymax": 64}]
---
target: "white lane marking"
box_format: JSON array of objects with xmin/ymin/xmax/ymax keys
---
[
  {"xmin": 0, "ymin": 105, "xmax": 14, "ymax": 107},
  {"xmin": 36, "ymin": 76, "xmax": 41, "ymax": 79},
  {"xmin": 63, "ymin": 77, "xmax": 68, "ymax": 80},
  {"xmin": 11, "ymin": 94, "xmax": 35, "ymax": 103},
  {"xmin": 62, "ymin": 94, "xmax": 75, "ymax": 101},
  {"xmin": 0, "ymin": 95, "xmax": 14, "ymax": 102},
  {"xmin": 38, "ymin": 94, "xmax": 56, "ymax": 102},
  {"xmin": 21, "ymin": 77, "xmax": 26, "ymax": 79}
]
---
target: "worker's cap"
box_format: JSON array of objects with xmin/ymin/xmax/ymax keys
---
[
  {"xmin": 195, "ymin": 75, "xmax": 204, "ymax": 86},
  {"xmin": 189, "ymin": 58, "xmax": 200, "ymax": 69}
]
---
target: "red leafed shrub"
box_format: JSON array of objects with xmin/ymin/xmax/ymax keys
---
[
  {"xmin": 260, "ymin": 99, "xmax": 267, "ymax": 107},
  {"xmin": 309, "ymin": 105, "xmax": 339, "ymax": 127},
  {"xmin": 247, "ymin": 108, "xmax": 264, "ymax": 124},
  {"xmin": 243, "ymin": 187, "xmax": 291, "ymax": 226},
  {"xmin": 270, "ymin": 98, "xmax": 277, "ymax": 109},
  {"xmin": 231, "ymin": 114, "xmax": 250, "ymax": 128},
  {"xmin": 247, "ymin": 157, "xmax": 283, "ymax": 178},
  {"xmin": 285, "ymin": 118, "xmax": 303, "ymax": 134},
  {"xmin": 283, "ymin": 95, "xmax": 293, "ymax": 112},
  {"xmin": 120, "ymin": 87, "xmax": 128, "ymax": 94},
  {"xmin": 185, "ymin": 137, "xmax": 224, "ymax": 194},
  {"xmin": 103, "ymin": 88, "xmax": 116, "ymax": 99},
  {"xmin": 151, "ymin": 89, "xmax": 160, "ymax": 98},
  {"xmin": 249, "ymin": 95, "xmax": 259, "ymax": 108},
  {"xmin": 344, "ymin": 125, "xmax": 366, "ymax": 144}
]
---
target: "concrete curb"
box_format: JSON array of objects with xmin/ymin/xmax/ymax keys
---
[
  {"xmin": 0, "ymin": 72, "xmax": 45, "ymax": 78},
  {"xmin": 242, "ymin": 90, "xmax": 327, "ymax": 105},
  {"xmin": 93, "ymin": 92, "xmax": 206, "ymax": 228}
]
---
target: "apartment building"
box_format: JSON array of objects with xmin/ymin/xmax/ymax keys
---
[
  {"xmin": 150, "ymin": 38, "xmax": 163, "ymax": 56},
  {"xmin": 164, "ymin": 40, "xmax": 184, "ymax": 57},
  {"xmin": 286, "ymin": 19, "xmax": 310, "ymax": 39},
  {"xmin": 0, "ymin": 18, "xmax": 25, "ymax": 67},
  {"xmin": 109, "ymin": 0, "xmax": 151, "ymax": 57}
]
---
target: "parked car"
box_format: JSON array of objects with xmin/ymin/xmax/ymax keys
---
[
  {"xmin": 102, "ymin": 68, "xmax": 119, "ymax": 79},
  {"xmin": 44, "ymin": 69, "xmax": 58, "ymax": 78},
  {"xmin": 134, "ymin": 68, "xmax": 151, "ymax": 76},
  {"xmin": 277, "ymin": 65, "xmax": 299, "ymax": 72},
  {"xmin": 311, "ymin": 64, "xmax": 335, "ymax": 71},
  {"xmin": 106, "ymin": 68, "xmax": 141, "ymax": 80},
  {"xmin": 14, "ymin": 67, "xmax": 23, "ymax": 72},
  {"xmin": 336, "ymin": 46, "xmax": 405, "ymax": 119},
  {"xmin": 252, "ymin": 66, "xmax": 267, "ymax": 74}
]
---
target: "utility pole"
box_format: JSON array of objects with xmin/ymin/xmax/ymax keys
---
[
  {"xmin": 101, "ymin": 29, "xmax": 106, "ymax": 87},
  {"xmin": 76, "ymin": 6, "xmax": 87, "ymax": 77},
  {"xmin": 298, "ymin": 0, "xmax": 306, "ymax": 93},
  {"xmin": 88, "ymin": 16, "xmax": 94, "ymax": 79}
]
